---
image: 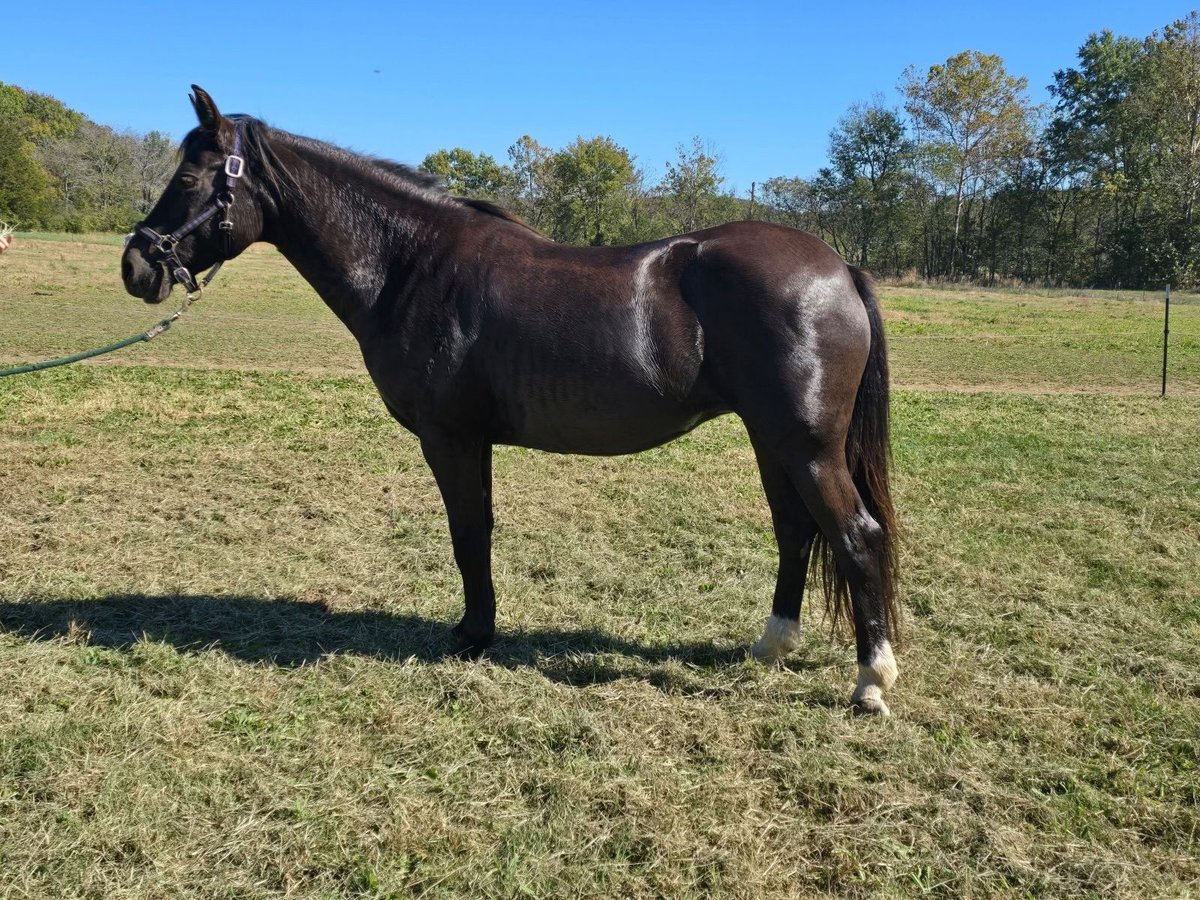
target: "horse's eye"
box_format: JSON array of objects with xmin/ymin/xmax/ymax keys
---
[{"xmin": 179, "ymin": 174, "xmax": 198, "ymax": 188}]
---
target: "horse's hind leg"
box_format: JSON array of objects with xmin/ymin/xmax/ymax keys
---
[
  {"xmin": 748, "ymin": 443, "xmax": 819, "ymax": 662},
  {"xmin": 786, "ymin": 446, "xmax": 898, "ymax": 715}
]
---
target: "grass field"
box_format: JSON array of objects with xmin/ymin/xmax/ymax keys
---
[{"xmin": 0, "ymin": 235, "xmax": 1198, "ymax": 898}]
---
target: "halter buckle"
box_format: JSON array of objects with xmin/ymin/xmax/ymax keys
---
[{"xmin": 224, "ymin": 155, "xmax": 245, "ymax": 178}]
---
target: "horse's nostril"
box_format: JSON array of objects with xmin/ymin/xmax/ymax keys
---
[{"xmin": 122, "ymin": 257, "xmax": 133, "ymax": 281}]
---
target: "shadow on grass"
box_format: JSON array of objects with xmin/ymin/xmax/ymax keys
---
[{"xmin": 0, "ymin": 593, "xmax": 828, "ymax": 695}]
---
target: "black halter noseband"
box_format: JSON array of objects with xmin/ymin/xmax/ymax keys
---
[{"xmin": 135, "ymin": 122, "xmax": 245, "ymax": 296}]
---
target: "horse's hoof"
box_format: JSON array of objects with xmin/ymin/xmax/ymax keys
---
[
  {"xmin": 448, "ymin": 624, "xmax": 493, "ymax": 660},
  {"xmin": 748, "ymin": 641, "xmax": 787, "ymax": 664},
  {"xmin": 852, "ymin": 696, "xmax": 891, "ymax": 718},
  {"xmin": 748, "ymin": 614, "xmax": 802, "ymax": 663},
  {"xmin": 852, "ymin": 643, "xmax": 897, "ymax": 716}
]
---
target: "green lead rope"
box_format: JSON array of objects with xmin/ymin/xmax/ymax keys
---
[
  {"xmin": 0, "ymin": 331, "xmax": 158, "ymax": 377},
  {"xmin": 0, "ymin": 269, "xmax": 215, "ymax": 378},
  {"xmin": 0, "ymin": 297, "xmax": 194, "ymax": 377}
]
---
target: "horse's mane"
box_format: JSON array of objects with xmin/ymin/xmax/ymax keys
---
[
  {"xmin": 367, "ymin": 158, "xmax": 538, "ymax": 231},
  {"xmin": 194, "ymin": 116, "xmax": 538, "ymax": 234},
  {"xmin": 459, "ymin": 197, "xmax": 536, "ymax": 229}
]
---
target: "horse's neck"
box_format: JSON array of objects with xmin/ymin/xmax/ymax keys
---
[{"xmin": 263, "ymin": 152, "xmax": 454, "ymax": 332}]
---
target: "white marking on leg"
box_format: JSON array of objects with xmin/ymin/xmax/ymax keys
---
[
  {"xmin": 852, "ymin": 640, "xmax": 897, "ymax": 716},
  {"xmin": 750, "ymin": 614, "xmax": 802, "ymax": 662}
]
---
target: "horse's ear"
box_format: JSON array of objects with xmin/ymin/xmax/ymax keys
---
[{"xmin": 189, "ymin": 84, "xmax": 224, "ymax": 132}]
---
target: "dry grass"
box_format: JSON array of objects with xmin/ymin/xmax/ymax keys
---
[{"xmin": 0, "ymin": 236, "xmax": 1197, "ymax": 898}]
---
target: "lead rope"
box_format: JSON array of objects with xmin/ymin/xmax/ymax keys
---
[{"xmin": 0, "ymin": 269, "xmax": 219, "ymax": 378}]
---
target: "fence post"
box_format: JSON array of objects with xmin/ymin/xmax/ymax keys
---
[{"xmin": 1162, "ymin": 283, "xmax": 1170, "ymax": 397}]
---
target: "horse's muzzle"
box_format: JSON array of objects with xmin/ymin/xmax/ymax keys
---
[{"xmin": 121, "ymin": 243, "xmax": 173, "ymax": 304}]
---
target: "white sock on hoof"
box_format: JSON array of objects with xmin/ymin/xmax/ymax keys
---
[
  {"xmin": 853, "ymin": 640, "xmax": 898, "ymax": 716},
  {"xmin": 750, "ymin": 614, "xmax": 802, "ymax": 662}
]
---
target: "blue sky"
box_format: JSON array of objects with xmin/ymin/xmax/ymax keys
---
[{"xmin": 4, "ymin": 1, "xmax": 1193, "ymax": 194}]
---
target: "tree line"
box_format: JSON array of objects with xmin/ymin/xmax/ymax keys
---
[
  {"xmin": 3, "ymin": 12, "xmax": 1198, "ymax": 287},
  {"xmin": 419, "ymin": 134, "xmax": 739, "ymax": 247},
  {"xmin": 768, "ymin": 12, "xmax": 1200, "ymax": 289},
  {"xmin": 0, "ymin": 83, "xmax": 177, "ymax": 232}
]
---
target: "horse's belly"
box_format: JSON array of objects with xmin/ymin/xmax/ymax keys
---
[{"xmin": 494, "ymin": 374, "xmax": 723, "ymax": 455}]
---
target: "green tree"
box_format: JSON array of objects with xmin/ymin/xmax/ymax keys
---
[
  {"xmin": 131, "ymin": 131, "xmax": 177, "ymax": 215},
  {"xmin": 35, "ymin": 121, "xmax": 168, "ymax": 230},
  {"xmin": 0, "ymin": 82, "xmax": 83, "ymax": 142},
  {"xmin": 1048, "ymin": 31, "xmax": 1148, "ymax": 180},
  {"xmin": 419, "ymin": 148, "xmax": 511, "ymax": 198},
  {"xmin": 614, "ymin": 167, "xmax": 668, "ymax": 243},
  {"xmin": 824, "ymin": 101, "xmax": 913, "ymax": 268},
  {"xmin": 0, "ymin": 113, "xmax": 53, "ymax": 224},
  {"xmin": 758, "ymin": 177, "xmax": 819, "ymax": 232},
  {"xmin": 546, "ymin": 136, "xmax": 637, "ymax": 245},
  {"xmin": 658, "ymin": 137, "xmax": 725, "ymax": 232},
  {"xmin": 1144, "ymin": 13, "xmax": 1200, "ymax": 283},
  {"xmin": 903, "ymin": 51, "xmax": 1036, "ymax": 276},
  {"xmin": 0, "ymin": 82, "xmax": 80, "ymax": 226},
  {"xmin": 506, "ymin": 135, "xmax": 554, "ymax": 229},
  {"xmin": 1048, "ymin": 30, "xmax": 1153, "ymax": 284}
]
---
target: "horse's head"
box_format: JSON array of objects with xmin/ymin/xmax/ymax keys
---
[{"xmin": 122, "ymin": 86, "xmax": 267, "ymax": 303}]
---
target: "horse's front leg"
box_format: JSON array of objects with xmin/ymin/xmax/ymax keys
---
[{"xmin": 420, "ymin": 430, "xmax": 495, "ymax": 657}]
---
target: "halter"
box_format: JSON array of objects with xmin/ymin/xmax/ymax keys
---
[{"xmin": 134, "ymin": 122, "xmax": 245, "ymax": 297}]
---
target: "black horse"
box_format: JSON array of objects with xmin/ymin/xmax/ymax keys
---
[{"xmin": 122, "ymin": 87, "xmax": 901, "ymax": 714}]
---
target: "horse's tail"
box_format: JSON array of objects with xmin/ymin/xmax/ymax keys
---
[{"xmin": 811, "ymin": 266, "xmax": 900, "ymax": 643}]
